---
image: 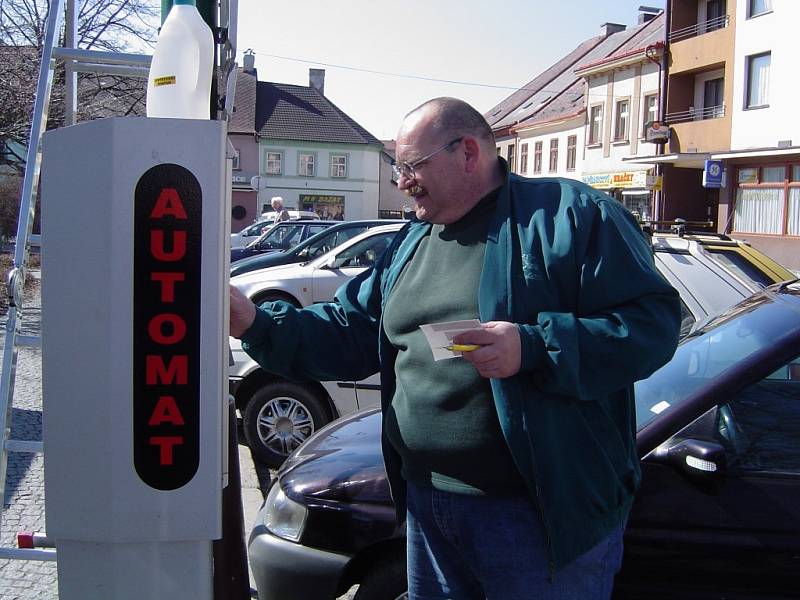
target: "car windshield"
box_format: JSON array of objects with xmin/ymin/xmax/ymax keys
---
[
  {"xmin": 241, "ymin": 220, "xmax": 272, "ymax": 237},
  {"xmin": 634, "ymin": 285, "xmax": 800, "ymax": 430},
  {"xmin": 253, "ymin": 224, "xmax": 305, "ymax": 250}
]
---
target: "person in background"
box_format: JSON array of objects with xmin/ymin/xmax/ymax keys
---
[
  {"xmin": 230, "ymin": 97, "xmax": 681, "ymax": 600},
  {"xmin": 270, "ymin": 196, "xmax": 289, "ymax": 222}
]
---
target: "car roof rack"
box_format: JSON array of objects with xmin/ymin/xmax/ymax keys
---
[{"xmin": 641, "ymin": 218, "xmax": 725, "ymax": 239}]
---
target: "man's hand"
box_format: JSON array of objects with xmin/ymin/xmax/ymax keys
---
[
  {"xmin": 452, "ymin": 321, "xmax": 521, "ymax": 379},
  {"xmin": 230, "ymin": 285, "xmax": 257, "ymax": 338}
]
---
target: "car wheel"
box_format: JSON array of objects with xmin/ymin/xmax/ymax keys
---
[
  {"xmin": 243, "ymin": 382, "xmax": 330, "ymax": 468},
  {"xmin": 353, "ymin": 555, "xmax": 408, "ymax": 600}
]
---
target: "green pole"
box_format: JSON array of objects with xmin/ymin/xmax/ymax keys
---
[
  {"xmin": 160, "ymin": 0, "xmax": 173, "ymax": 25},
  {"xmin": 162, "ymin": 0, "xmax": 215, "ymax": 32},
  {"xmin": 195, "ymin": 0, "xmax": 217, "ymax": 33}
]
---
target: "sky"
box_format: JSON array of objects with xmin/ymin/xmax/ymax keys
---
[{"xmin": 234, "ymin": 0, "xmax": 665, "ymax": 141}]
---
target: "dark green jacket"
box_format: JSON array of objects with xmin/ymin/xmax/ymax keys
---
[{"xmin": 241, "ymin": 173, "xmax": 681, "ymax": 569}]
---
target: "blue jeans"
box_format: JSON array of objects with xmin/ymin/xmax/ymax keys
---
[{"xmin": 405, "ymin": 482, "xmax": 625, "ymax": 600}]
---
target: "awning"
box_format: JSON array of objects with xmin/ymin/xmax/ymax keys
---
[
  {"xmin": 711, "ymin": 146, "xmax": 800, "ymax": 160},
  {"xmin": 623, "ymin": 152, "xmax": 710, "ymax": 169}
]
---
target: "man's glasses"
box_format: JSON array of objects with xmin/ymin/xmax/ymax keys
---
[{"xmin": 391, "ymin": 137, "xmax": 463, "ymax": 180}]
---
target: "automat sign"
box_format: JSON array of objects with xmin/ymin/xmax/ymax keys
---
[{"xmin": 133, "ymin": 164, "xmax": 202, "ymax": 490}]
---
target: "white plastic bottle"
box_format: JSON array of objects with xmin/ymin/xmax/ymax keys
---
[{"xmin": 146, "ymin": 0, "xmax": 214, "ymax": 119}]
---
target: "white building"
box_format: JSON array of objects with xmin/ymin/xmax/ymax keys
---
[
  {"xmin": 486, "ymin": 8, "xmax": 664, "ymax": 224},
  {"xmin": 253, "ymin": 71, "xmax": 382, "ymax": 221},
  {"xmin": 575, "ymin": 14, "xmax": 665, "ymax": 222},
  {"xmin": 716, "ymin": 0, "xmax": 800, "ymax": 266}
]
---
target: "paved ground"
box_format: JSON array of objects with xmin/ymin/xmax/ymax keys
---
[{"xmin": 0, "ymin": 272, "xmax": 358, "ymax": 599}]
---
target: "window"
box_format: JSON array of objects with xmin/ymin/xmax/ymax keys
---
[
  {"xmin": 548, "ymin": 139, "xmax": 558, "ymax": 173},
  {"xmin": 507, "ymin": 145, "xmax": 515, "ymax": 172},
  {"xmin": 734, "ymin": 164, "xmax": 800, "ymax": 236},
  {"xmin": 746, "ymin": 53, "xmax": 770, "ymax": 109},
  {"xmin": 642, "ymin": 94, "xmax": 659, "ymax": 136},
  {"xmin": 298, "ymin": 152, "xmax": 315, "ymax": 177},
  {"xmin": 748, "ymin": 0, "xmax": 772, "ymax": 18},
  {"xmin": 706, "ymin": 0, "xmax": 726, "ymax": 31},
  {"xmin": 614, "ymin": 99, "xmax": 630, "ymax": 141},
  {"xmin": 703, "ymin": 78, "xmax": 725, "ymax": 119},
  {"xmin": 718, "ymin": 354, "xmax": 800, "ymax": 474},
  {"xmin": 519, "ymin": 143, "xmax": 529, "ymax": 174},
  {"xmin": 533, "ymin": 141, "xmax": 543, "ymax": 174},
  {"xmin": 588, "ymin": 105, "xmax": 603, "ymax": 145},
  {"xmin": 566, "ymin": 135, "xmax": 577, "ymax": 172},
  {"xmin": 265, "ymin": 151, "xmax": 282, "ymax": 175},
  {"xmin": 231, "ymin": 148, "xmax": 241, "ymax": 170},
  {"xmin": 330, "ymin": 155, "xmax": 347, "ymax": 178}
]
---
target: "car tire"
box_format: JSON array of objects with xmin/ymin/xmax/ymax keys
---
[
  {"xmin": 243, "ymin": 381, "xmax": 330, "ymax": 468},
  {"xmin": 353, "ymin": 554, "xmax": 408, "ymax": 600}
]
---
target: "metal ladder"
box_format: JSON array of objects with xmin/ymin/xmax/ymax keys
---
[{"xmin": 0, "ymin": 0, "xmax": 238, "ymax": 563}]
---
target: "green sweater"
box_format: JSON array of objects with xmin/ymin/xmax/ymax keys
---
[
  {"xmin": 241, "ymin": 166, "xmax": 681, "ymax": 569},
  {"xmin": 382, "ymin": 189, "xmax": 524, "ymax": 494}
]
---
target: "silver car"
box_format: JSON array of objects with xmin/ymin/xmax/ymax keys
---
[{"xmin": 230, "ymin": 224, "xmax": 402, "ymax": 467}]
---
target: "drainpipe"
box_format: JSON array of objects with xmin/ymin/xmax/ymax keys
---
[{"xmin": 656, "ymin": 3, "xmax": 671, "ymax": 223}]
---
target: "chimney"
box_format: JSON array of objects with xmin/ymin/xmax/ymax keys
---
[
  {"xmin": 600, "ymin": 22, "xmax": 626, "ymax": 38},
  {"xmin": 309, "ymin": 69, "xmax": 325, "ymax": 95},
  {"xmin": 243, "ymin": 49, "xmax": 256, "ymax": 74},
  {"xmin": 638, "ymin": 5, "xmax": 662, "ymax": 24}
]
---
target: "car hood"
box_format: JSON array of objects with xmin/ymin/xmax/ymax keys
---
[
  {"xmin": 278, "ymin": 408, "xmax": 391, "ymax": 505},
  {"xmin": 231, "ymin": 262, "xmax": 313, "ymax": 287}
]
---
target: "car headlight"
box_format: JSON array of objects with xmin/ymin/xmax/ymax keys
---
[{"xmin": 263, "ymin": 482, "xmax": 308, "ymax": 542}]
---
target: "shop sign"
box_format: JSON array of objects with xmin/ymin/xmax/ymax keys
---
[
  {"xmin": 583, "ymin": 171, "xmax": 649, "ymax": 190},
  {"xmin": 231, "ymin": 172, "xmax": 257, "ymax": 188},
  {"xmin": 702, "ymin": 160, "xmax": 723, "ymax": 189},
  {"xmin": 300, "ymin": 194, "xmax": 345, "ymax": 205}
]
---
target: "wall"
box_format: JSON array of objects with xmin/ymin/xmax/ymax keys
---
[
  {"xmin": 515, "ymin": 118, "xmax": 585, "ymax": 180},
  {"xmin": 731, "ymin": 0, "xmax": 800, "ymax": 149},
  {"xmin": 257, "ymin": 139, "xmax": 381, "ymax": 221},
  {"xmin": 583, "ymin": 62, "xmax": 661, "ymax": 175},
  {"xmin": 228, "ymin": 132, "xmax": 259, "ymax": 232}
]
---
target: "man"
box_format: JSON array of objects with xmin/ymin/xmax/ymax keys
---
[
  {"xmin": 270, "ymin": 196, "xmax": 289, "ymax": 222},
  {"xmin": 231, "ymin": 97, "xmax": 681, "ymax": 599}
]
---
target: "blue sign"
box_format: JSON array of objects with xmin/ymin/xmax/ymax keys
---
[{"xmin": 703, "ymin": 160, "xmax": 724, "ymax": 189}]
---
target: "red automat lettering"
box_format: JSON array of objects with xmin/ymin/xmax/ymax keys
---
[
  {"xmin": 148, "ymin": 313, "xmax": 187, "ymax": 344},
  {"xmin": 148, "ymin": 396, "xmax": 186, "ymax": 426},
  {"xmin": 150, "ymin": 436, "xmax": 184, "ymax": 465},
  {"xmin": 151, "ymin": 272, "xmax": 185, "ymax": 302},
  {"xmin": 150, "ymin": 188, "xmax": 188, "ymax": 219},
  {"xmin": 146, "ymin": 355, "xmax": 188, "ymax": 385},
  {"xmin": 150, "ymin": 230, "xmax": 187, "ymax": 262}
]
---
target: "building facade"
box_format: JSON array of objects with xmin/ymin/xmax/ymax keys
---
[
  {"xmin": 719, "ymin": 0, "xmax": 800, "ymax": 267},
  {"xmin": 576, "ymin": 13, "xmax": 665, "ymax": 222},
  {"xmin": 486, "ymin": 8, "xmax": 664, "ymax": 225},
  {"xmin": 253, "ymin": 71, "xmax": 382, "ymax": 223},
  {"xmin": 228, "ymin": 57, "xmax": 260, "ymax": 233}
]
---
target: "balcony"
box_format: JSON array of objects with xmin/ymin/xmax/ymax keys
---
[
  {"xmin": 665, "ymin": 104, "xmax": 726, "ymax": 124},
  {"xmin": 669, "ymin": 14, "xmax": 730, "ymax": 42}
]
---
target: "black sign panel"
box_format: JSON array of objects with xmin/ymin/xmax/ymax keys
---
[{"xmin": 133, "ymin": 164, "xmax": 202, "ymax": 490}]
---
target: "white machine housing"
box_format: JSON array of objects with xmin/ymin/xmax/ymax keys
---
[{"xmin": 41, "ymin": 117, "xmax": 230, "ymax": 599}]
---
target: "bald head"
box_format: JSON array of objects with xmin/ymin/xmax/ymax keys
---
[
  {"xmin": 395, "ymin": 97, "xmax": 504, "ymax": 224},
  {"xmin": 402, "ymin": 97, "xmax": 496, "ymax": 155}
]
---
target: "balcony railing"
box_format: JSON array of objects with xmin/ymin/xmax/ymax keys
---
[
  {"xmin": 669, "ymin": 14, "xmax": 730, "ymax": 42},
  {"xmin": 665, "ymin": 104, "xmax": 726, "ymax": 124}
]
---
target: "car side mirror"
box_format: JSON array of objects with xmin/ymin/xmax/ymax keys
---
[{"xmin": 649, "ymin": 438, "xmax": 727, "ymax": 484}]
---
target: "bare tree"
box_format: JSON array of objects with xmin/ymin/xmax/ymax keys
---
[{"xmin": 0, "ymin": 0, "xmax": 160, "ymax": 173}]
